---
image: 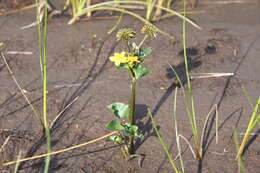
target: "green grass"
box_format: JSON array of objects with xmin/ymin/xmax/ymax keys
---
[
  {"xmin": 13, "ymin": 151, "xmax": 22, "ymax": 173},
  {"xmin": 36, "ymin": 0, "xmax": 52, "ymax": 172},
  {"xmin": 67, "ymin": 0, "xmax": 201, "ymax": 40},
  {"xmin": 236, "ymin": 97, "xmax": 260, "ymax": 159},
  {"xmin": 66, "ymin": 0, "xmax": 201, "ymax": 29},
  {"xmin": 233, "ymin": 130, "xmax": 246, "ymax": 173},
  {"xmin": 148, "ymin": 3, "xmax": 219, "ymax": 172},
  {"xmin": 173, "ymin": 0, "xmax": 218, "ymax": 160},
  {"xmin": 147, "ymin": 108, "xmax": 180, "ymax": 173}
]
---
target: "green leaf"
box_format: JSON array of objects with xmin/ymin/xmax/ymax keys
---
[
  {"xmin": 109, "ymin": 135, "xmax": 123, "ymax": 143},
  {"xmin": 122, "ymin": 123, "xmax": 135, "ymax": 135},
  {"xmin": 122, "ymin": 123, "xmax": 139, "ymax": 135},
  {"xmin": 137, "ymin": 133, "xmax": 144, "ymax": 140},
  {"xmin": 107, "ymin": 102, "xmax": 130, "ymax": 119},
  {"xmin": 116, "ymin": 63, "xmax": 128, "ymax": 70},
  {"xmin": 106, "ymin": 120, "xmax": 124, "ymax": 131},
  {"xmin": 139, "ymin": 47, "xmax": 152, "ymax": 60},
  {"xmin": 133, "ymin": 64, "xmax": 149, "ymax": 80}
]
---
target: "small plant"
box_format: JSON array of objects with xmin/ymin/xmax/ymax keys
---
[
  {"xmin": 106, "ymin": 25, "xmax": 157, "ymax": 155},
  {"xmin": 155, "ymin": 0, "xmax": 218, "ymax": 163}
]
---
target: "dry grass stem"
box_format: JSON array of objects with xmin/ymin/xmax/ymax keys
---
[
  {"xmin": 190, "ymin": 73, "xmax": 234, "ymax": 79},
  {"xmin": 50, "ymin": 96, "xmax": 79, "ymax": 129},
  {"xmin": 0, "ymin": 136, "xmax": 10, "ymax": 153},
  {"xmin": 6, "ymin": 51, "xmax": 33, "ymax": 55},
  {"xmin": 1, "ymin": 131, "xmax": 118, "ymax": 167},
  {"xmin": 1, "ymin": 52, "xmax": 43, "ymax": 128},
  {"xmin": 178, "ymin": 134, "xmax": 197, "ymax": 159}
]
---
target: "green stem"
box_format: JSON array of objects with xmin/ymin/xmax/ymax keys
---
[
  {"xmin": 236, "ymin": 97, "xmax": 260, "ymax": 159},
  {"xmin": 182, "ymin": 0, "xmax": 200, "ymax": 159},
  {"xmin": 42, "ymin": 1, "xmax": 51, "ymax": 172},
  {"xmin": 128, "ymin": 76, "xmax": 136, "ymax": 154}
]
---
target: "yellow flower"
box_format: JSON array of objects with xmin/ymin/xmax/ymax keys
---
[
  {"xmin": 109, "ymin": 52, "xmax": 127, "ymax": 66},
  {"xmin": 109, "ymin": 52, "xmax": 140, "ymax": 66},
  {"xmin": 125, "ymin": 56, "xmax": 140, "ymax": 65}
]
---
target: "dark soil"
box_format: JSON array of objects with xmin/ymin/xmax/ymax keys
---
[{"xmin": 1, "ymin": 0, "xmax": 260, "ymax": 172}]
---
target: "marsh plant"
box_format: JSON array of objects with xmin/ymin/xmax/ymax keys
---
[{"xmin": 106, "ymin": 25, "xmax": 157, "ymax": 155}]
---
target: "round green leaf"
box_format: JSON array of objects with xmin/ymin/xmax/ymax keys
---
[
  {"xmin": 122, "ymin": 123, "xmax": 138, "ymax": 135},
  {"xmin": 106, "ymin": 120, "xmax": 124, "ymax": 131},
  {"xmin": 139, "ymin": 47, "xmax": 152, "ymax": 60},
  {"xmin": 107, "ymin": 102, "xmax": 130, "ymax": 119},
  {"xmin": 133, "ymin": 64, "xmax": 149, "ymax": 80}
]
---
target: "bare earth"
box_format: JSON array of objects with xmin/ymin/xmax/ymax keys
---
[{"xmin": 1, "ymin": 0, "xmax": 260, "ymax": 172}]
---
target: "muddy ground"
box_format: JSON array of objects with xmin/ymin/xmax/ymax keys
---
[{"xmin": 0, "ymin": 0, "xmax": 260, "ymax": 172}]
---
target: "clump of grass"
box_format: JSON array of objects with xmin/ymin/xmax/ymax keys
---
[
  {"xmin": 67, "ymin": 0, "xmax": 201, "ymax": 40},
  {"xmin": 149, "ymin": 1, "xmax": 218, "ymax": 167},
  {"xmin": 64, "ymin": 0, "xmax": 92, "ymax": 21},
  {"xmin": 169, "ymin": 0, "xmax": 219, "ymax": 160}
]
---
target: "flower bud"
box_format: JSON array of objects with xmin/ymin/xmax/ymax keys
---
[{"xmin": 116, "ymin": 28, "xmax": 136, "ymax": 42}]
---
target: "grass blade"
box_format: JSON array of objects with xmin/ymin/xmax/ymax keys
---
[
  {"xmin": 178, "ymin": 134, "xmax": 197, "ymax": 159},
  {"xmin": 13, "ymin": 151, "xmax": 22, "ymax": 173},
  {"xmin": 236, "ymin": 97, "xmax": 260, "ymax": 159},
  {"xmin": 1, "ymin": 52, "xmax": 44, "ymax": 129},
  {"xmin": 172, "ymin": 87, "xmax": 185, "ymax": 172},
  {"xmin": 107, "ymin": 12, "xmax": 123, "ymax": 34},
  {"xmin": 233, "ymin": 130, "xmax": 245, "ymax": 173},
  {"xmin": 147, "ymin": 108, "xmax": 180, "ymax": 173},
  {"xmin": 181, "ymin": 0, "xmax": 200, "ymax": 158},
  {"xmin": 200, "ymin": 104, "xmax": 218, "ymax": 156}
]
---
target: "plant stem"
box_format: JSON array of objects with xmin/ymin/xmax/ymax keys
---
[
  {"xmin": 182, "ymin": 0, "xmax": 200, "ymax": 159},
  {"xmin": 236, "ymin": 97, "xmax": 260, "ymax": 159},
  {"xmin": 138, "ymin": 35, "xmax": 148, "ymax": 49},
  {"xmin": 128, "ymin": 77, "xmax": 136, "ymax": 154},
  {"xmin": 42, "ymin": 1, "xmax": 51, "ymax": 172}
]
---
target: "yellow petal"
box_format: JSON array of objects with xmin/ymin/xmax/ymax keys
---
[
  {"xmin": 109, "ymin": 56, "xmax": 115, "ymax": 61},
  {"xmin": 115, "ymin": 61, "xmax": 121, "ymax": 66}
]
